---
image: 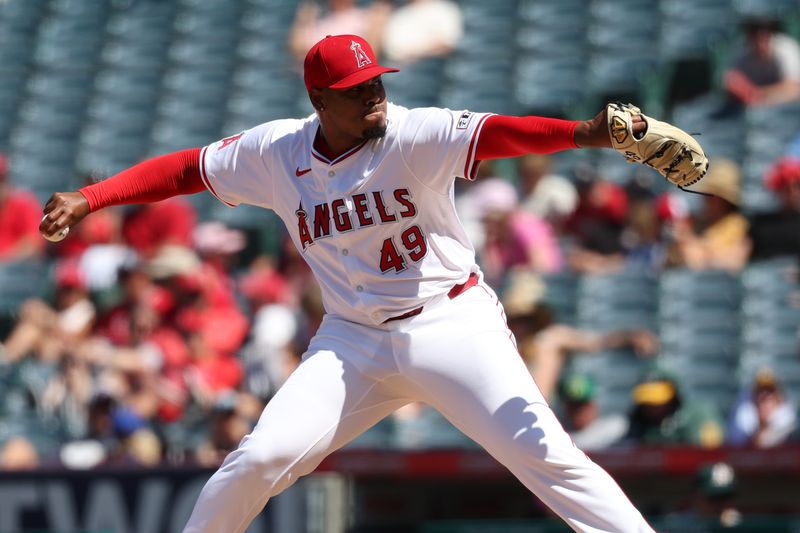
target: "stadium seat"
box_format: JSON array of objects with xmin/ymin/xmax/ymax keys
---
[
  {"xmin": 738, "ymin": 259, "xmax": 800, "ymax": 405},
  {"xmin": 659, "ymin": 0, "xmax": 736, "ymax": 61},
  {"xmin": 657, "ymin": 269, "xmax": 742, "ymax": 413},
  {"xmin": 568, "ymin": 348, "xmax": 649, "ymax": 416},
  {"xmin": 586, "ymin": 0, "xmax": 659, "ymax": 98},
  {"xmin": 576, "ymin": 272, "xmax": 659, "ymax": 330},
  {"xmin": 670, "ymin": 95, "xmax": 747, "ymax": 164},
  {"xmin": 383, "ymin": 57, "xmax": 445, "ymax": 109},
  {"xmin": 733, "ymin": 0, "xmax": 798, "ymax": 18}
]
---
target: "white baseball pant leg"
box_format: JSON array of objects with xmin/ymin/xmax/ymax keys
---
[
  {"xmin": 390, "ymin": 282, "xmax": 655, "ymax": 533},
  {"xmin": 184, "ymin": 280, "xmax": 654, "ymax": 533},
  {"xmin": 182, "ymin": 324, "xmax": 411, "ymax": 533}
]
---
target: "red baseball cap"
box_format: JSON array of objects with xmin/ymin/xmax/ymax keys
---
[
  {"xmin": 303, "ymin": 34, "xmax": 398, "ymax": 92},
  {"xmin": 766, "ymin": 156, "xmax": 800, "ymax": 190}
]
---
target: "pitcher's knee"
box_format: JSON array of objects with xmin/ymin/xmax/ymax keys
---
[{"xmin": 228, "ymin": 439, "xmax": 314, "ymax": 495}]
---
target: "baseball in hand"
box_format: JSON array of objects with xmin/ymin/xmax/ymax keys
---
[{"xmin": 40, "ymin": 214, "xmax": 69, "ymax": 242}]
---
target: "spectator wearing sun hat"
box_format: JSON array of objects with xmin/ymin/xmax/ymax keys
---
[{"xmin": 668, "ymin": 159, "xmax": 750, "ymax": 272}]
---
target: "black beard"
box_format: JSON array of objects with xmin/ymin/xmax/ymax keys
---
[{"xmin": 363, "ymin": 125, "xmax": 387, "ymax": 140}]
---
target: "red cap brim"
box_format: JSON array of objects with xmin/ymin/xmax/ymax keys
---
[{"xmin": 327, "ymin": 65, "xmax": 399, "ymax": 90}]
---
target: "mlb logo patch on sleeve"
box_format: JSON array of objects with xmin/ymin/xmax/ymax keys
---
[{"xmin": 456, "ymin": 111, "xmax": 473, "ymax": 130}]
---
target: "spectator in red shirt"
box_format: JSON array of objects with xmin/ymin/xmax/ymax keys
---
[
  {"xmin": 122, "ymin": 198, "xmax": 197, "ymax": 259},
  {"xmin": 566, "ymin": 176, "xmax": 629, "ymax": 273},
  {"xmin": 192, "ymin": 221, "xmax": 247, "ymax": 309},
  {"xmin": 0, "ymin": 154, "xmax": 44, "ymax": 261}
]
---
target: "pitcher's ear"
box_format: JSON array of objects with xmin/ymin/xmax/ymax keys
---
[{"xmin": 309, "ymin": 88, "xmax": 325, "ymax": 112}]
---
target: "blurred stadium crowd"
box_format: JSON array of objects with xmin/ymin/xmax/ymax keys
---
[{"xmin": 1, "ymin": 0, "xmax": 800, "ymax": 476}]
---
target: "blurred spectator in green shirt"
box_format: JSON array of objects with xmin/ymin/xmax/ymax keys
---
[
  {"xmin": 625, "ymin": 369, "xmax": 724, "ymax": 448},
  {"xmin": 557, "ymin": 373, "xmax": 628, "ymax": 451}
]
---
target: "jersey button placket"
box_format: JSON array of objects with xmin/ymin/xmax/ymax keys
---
[{"xmin": 324, "ymin": 173, "xmax": 362, "ymax": 303}]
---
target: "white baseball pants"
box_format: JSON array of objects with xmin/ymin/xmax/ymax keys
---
[{"xmin": 184, "ymin": 279, "xmax": 654, "ymax": 533}]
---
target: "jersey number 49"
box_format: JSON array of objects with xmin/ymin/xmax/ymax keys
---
[{"xmin": 379, "ymin": 225, "xmax": 427, "ymax": 273}]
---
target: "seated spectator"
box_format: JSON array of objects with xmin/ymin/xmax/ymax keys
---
[
  {"xmin": 74, "ymin": 208, "xmax": 138, "ymax": 293},
  {"xmin": 472, "ymin": 178, "xmax": 562, "ymax": 287},
  {"xmin": 517, "ymin": 154, "xmax": 578, "ymax": 231},
  {"xmin": 122, "ymin": 198, "xmax": 197, "ymax": 259},
  {"xmin": 239, "ymin": 260, "xmax": 291, "ymax": 315},
  {"xmin": 621, "ymin": 187, "xmax": 673, "ymax": 273},
  {"xmin": 557, "ymin": 373, "xmax": 628, "ymax": 451},
  {"xmin": 192, "ymin": 221, "xmax": 247, "ymax": 309},
  {"xmin": 501, "ymin": 269, "xmax": 657, "ymax": 400},
  {"xmin": 98, "ymin": 407, "xmax": 162, "ymax": 467},
  {"xmin": 625, "ymin": 369, "xmax": 724, "ymax": 448},
  {"xmin": 724, "ymin": 17, "xmax": 800, "ymax": 106},
  {"xmin": 382, "ymin": 0, "xmax": 462, "ymax": 64},
  {"xmin": 3, "ymin": 263, "xmax": 95, "ymax": 356},
  {"xmin": 0, "ymin": 263, "xmax": 96, "ymax": 442},
  {"xmin": 454, "ymin": 160, "xmax": 501, "ymax": 252},
  {"xmin": 289, "ymin": 0, "xmax": 391, "ymax": 64},
  {"xmin": 749, "ymin": 157, "xmax": 800, "ymax": 262},
  {"xmin": 565, "ymin": 177, "xmax": 629, "ymax": 274},
  {"xmin": 238, "ymin": 297, "xmax": 299, "ymax": 401},
  {"xmin": 726, "ymin": 369, "xmax": 797, "ymax": 448},
  {"xmin": 38, "ymin": 352, "xmax": 95, "ymax": 441},
  {"xmin": 0, "ymin": 153, "xmax": 44, "ymax": 261},
  {"xmin": 119, "ymin": 428, "xmax": 163, "ymax": 467},
  {"xmin": 277, "ymin": 234, "xmax": 318, "ymax": 308},
  {"xmin": 58, "ymin": 392, "xmax": 160, "ymax": 467},
  {"xmin": 194, "ymin": 393, "xmax": 258, "ymax": 467},
  {"xmin": 667, "ymin": 159, "xmax": 749, "ymax": 271}
]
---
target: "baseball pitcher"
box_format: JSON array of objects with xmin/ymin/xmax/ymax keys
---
[{"xmin": 41, "ymin": 35, "xmax": 714, "ymax": 532}]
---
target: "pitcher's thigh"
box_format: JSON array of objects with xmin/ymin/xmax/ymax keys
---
[{"xmin": 242, "ymin": 348, "xmax": 405, "ymax": 488}]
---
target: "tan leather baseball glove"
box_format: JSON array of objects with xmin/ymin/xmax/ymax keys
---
[{"xmin": 607, "ymin": 102, "xmax": 718, "ymax": 198}]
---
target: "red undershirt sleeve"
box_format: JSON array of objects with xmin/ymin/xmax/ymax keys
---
[
  {"xmin": 78, "ymin": 148, "xmax": 206, "ymax": 212},
  {"xmin": 474, "ymin": 114, "xmax": 580, "ymax": 161}
]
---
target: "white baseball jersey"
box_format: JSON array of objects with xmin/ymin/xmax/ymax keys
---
[{"xmin": 200, "ymin": 103, "xmax": 493, "ymax": 325}]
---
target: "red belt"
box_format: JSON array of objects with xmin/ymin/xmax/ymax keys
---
[{"xmin": 383, "ymin": 273, "xmax": 479, "ymax": 323}]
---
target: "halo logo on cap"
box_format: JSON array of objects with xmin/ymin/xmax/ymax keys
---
[{"xmin": 350, "ymin": 40, "xmax": 372, "ymax": 68}]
